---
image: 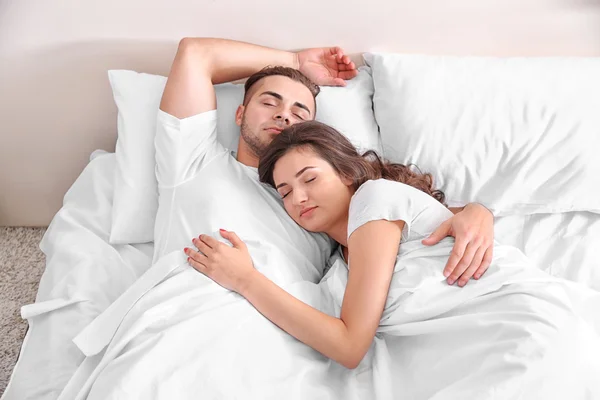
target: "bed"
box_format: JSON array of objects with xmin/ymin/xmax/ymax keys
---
[
  {"xmin": 2, "ymin": 151, "xmax": 155, "ymax": 399},
  {"xmin": 4, "ymin": 54, "xmax": 600, "ymax": 398},
  {"xmin": 2, "ymin": 2, "xmax": 600, "ymax": 399},
  {"xmin": 5, "ymin": 153, "xmax": 600, "ymax": 399}
]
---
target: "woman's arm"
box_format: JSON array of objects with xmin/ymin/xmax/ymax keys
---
[
  {"xmin": 187, "ymin": 221, "xmax": 403, "ymax": 369},
  {"xmin": 239, "ymin": 271, "xmax": 356, "ymax": 367}
]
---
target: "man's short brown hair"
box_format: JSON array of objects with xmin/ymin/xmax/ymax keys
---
[{"xmin": 243, "ymin": 66, "xmax": 320, "ymax": 116}]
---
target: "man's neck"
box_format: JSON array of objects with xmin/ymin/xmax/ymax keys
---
[{"xmin": 236, "ymin": 144, "xmax": 259, "ymax": 168}]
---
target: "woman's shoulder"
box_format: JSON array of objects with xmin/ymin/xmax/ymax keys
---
[
  {"xmin": 351, "ymin": 179, "xmax": 434, "ymax": 205},
  {"xmin": 348, "ymin": 179, "xmax": 453, "ymax": 243},
  {"xmin": 347, "ymin": 179, "xmax": 423, "ymax": 242},
  {"xmin": 349, "ymin": 179, "xmax": 451, "ymax": 225}
]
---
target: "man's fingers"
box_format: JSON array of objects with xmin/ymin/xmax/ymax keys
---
[
  {"xmin": 329, "ymin": 46, "xmax": 344, "ymax": 59},
  {"xmin": 474, "ymin": 247, "xmax": 493, "ymax": 279},
  {"xmin": 423, "ymin": 220, "xmax": 451, "ymax": 246},
  {"xmin": 338, "ymin": 70, "xmax": 358, "ymax": 80},
  {"xmin": 458, "ymin": 263, "xmax": 479, "ymax": 287},
  {"xmin": 447, "ymin": 242, "xmax": 478, "ymax": 285},
  {"xmin": 457, "ymin": 246, "xmax": 486, "ymax": 287},
  {"xmin": 443, "ymin": 237, "xmax": 467, "ymax": 278},
  {"xmin": 330, "ymin": 50, "xmax": 350, "ymax": 64},
  {"xmin": 338, "ymin": 62, "xmax": 356, "ymax": 71},
  {"xmin": 323, "ymin": 77, "xmax": 346, "ymax": 87}
]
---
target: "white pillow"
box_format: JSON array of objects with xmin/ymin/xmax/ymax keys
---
[
  {"xmin": 364, "ymin": 52, "xmax": 600, "ymax": 216},
  {"xmin": 108, "ymin": 67, "xmax": 381, "ymax": 244}
]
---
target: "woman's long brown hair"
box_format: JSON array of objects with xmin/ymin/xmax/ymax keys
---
[{"xmin": 258, "ymin": 120, "xmax": 446, "ymax": 206}]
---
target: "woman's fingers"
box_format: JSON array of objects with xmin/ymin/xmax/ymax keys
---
[
  {"xmin": 187, "ymin": 255, "xmax": 207, "ymax": 273},
  {"xmin": 199, "ymin": 234, "xmax": 219, "ymax": 249},
  {"xmin": 185, "ymin": 246, "xmax": 207, "ymax": 263},
  {"xmin": 194, "ymin": 237, "xmax": 214, "ymax": 257}
]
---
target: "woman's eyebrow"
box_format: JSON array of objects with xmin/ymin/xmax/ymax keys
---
[{"xmin": 275, "ymin": 166, "xmax": 316, "ymax": 189}]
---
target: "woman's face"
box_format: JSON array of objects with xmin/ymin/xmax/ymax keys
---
[{"xmin": 272, "ymin": 147, "xmax": 354, "ymax": 233}]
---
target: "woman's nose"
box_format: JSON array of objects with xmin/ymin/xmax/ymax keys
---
[{"xmin": 292, "ymin": 188, "xmax": 307, "ymax": 206}]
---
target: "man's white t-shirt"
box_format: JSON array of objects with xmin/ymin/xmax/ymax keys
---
[{"xmin": 153, "ymin": 109, "xmax": 334, "ymax": 286}]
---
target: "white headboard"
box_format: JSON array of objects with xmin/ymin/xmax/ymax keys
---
[{"xmin": 1, "ymin": 0, "xmax": 599, "ymax": 226}]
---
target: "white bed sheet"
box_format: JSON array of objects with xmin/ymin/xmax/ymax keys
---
[
  {"xmin": 3, "ymin": 152, "xmax": 599, "ymax": 400},
  {"xmin": 494, "ymin": 212, "xmax": 600, "ymax": 292},
  {"xmin": 2, "ymin": 152, "xmax": 153, "ymax": 400}
]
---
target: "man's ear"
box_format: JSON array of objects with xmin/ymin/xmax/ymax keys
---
[{"xmin": 235, "ymin": 105, "xmax": 245, "ymax": 126}]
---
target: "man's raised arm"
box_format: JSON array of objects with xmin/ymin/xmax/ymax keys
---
[
  {"xmin": 160, "ymin": 38, "xmax": 300, "ymax": 119},
  {"xmin": 160, "ymin": 37, "xmax": 357, "ymax": 119}
]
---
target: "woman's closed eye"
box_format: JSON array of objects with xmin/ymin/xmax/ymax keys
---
[{"xmin": 279, "ymin": 176, "xmax": 316, "ymax": 199}]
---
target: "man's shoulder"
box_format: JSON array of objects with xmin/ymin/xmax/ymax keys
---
[{"xmin": 157, "ymin": 108, "xmax": 218, "ymax": 128}]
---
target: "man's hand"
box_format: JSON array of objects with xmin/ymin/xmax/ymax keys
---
[
  {"xmin": 422, "ymin": 204, "xmax": 494, "ymax": 287},
  {"xmin": 296, "ymin": 47, "xmax": 358, "ymax": 87}
]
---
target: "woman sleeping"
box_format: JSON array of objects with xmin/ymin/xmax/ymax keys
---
[{"xmin": 187, "ymin": 120, "xmax": 600, "ymax": 399}]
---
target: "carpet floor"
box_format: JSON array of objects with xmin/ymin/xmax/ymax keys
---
[{"xmin": 0, "ymin": 227, "xmax": 47, "ymax": 396}]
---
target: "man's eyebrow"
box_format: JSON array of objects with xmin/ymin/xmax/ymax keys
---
[
  {"xmin": 260, "ymin": 91, "xmax": 311, "ymax": 116},
  {"xmin": 260, "ymin": 91, "xmax": 283, "ymax": 100},
  {"xmin": 293, "ymin": 101, "xmax": 311, "ymax": 115},
  {"xmin": 275, "ymin": 166, "xmax": 316, "ymax": 189}
]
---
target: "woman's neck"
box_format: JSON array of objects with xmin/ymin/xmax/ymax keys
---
[{"xmin": 325, "ymin": 214, "xmax": 349, "ymax": 248}]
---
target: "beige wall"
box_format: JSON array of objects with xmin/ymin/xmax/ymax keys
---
[{"xmin": 1, "ymin": 0, "xmax": 599, "ymax": 226}]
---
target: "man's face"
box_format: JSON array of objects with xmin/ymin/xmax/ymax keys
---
[{"xmin": 235, "ymin": 75, "xmax": 316, "ymax": 160}]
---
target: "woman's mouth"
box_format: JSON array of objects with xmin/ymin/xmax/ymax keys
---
[{"xmin": 300, "ymin": 206, "xmax": 317, "ymax": 218}]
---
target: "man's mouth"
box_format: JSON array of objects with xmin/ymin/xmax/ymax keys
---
[{"xmin": 266, "ymin": 127, "xmax": 283, "ymax": 134}]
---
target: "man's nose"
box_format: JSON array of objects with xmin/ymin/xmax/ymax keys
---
[{"xmin": 274, "ymin": 112, "xmax": 291, "ymax": 125}]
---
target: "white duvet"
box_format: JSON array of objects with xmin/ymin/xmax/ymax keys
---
[
  {"xmin": 3, "ymin": 152, "xmax": 600, "ymax": 400},
  {"xmin": 60, "ymin": 248, "xmax": 600, "ymax": 400},
  {"xmin": 62, "ymin": 179, "xmax": 600, "ymax": 400},
  {"xmin": 51, "ymin": 253, "xmax": 600, "ymax": 399}
]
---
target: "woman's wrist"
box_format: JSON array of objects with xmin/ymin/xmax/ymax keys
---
[{"xmin": 237, "ymin": 268, "xmax": 262, "ymax": 297}]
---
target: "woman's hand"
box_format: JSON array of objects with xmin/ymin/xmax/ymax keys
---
[
  {"xmin": 422, "ymin": 203, "xmax": 494, "ymax": 287},
  {"xmin": 185, "ymin": 229, "xmax": 256, "ymax": 293}
]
